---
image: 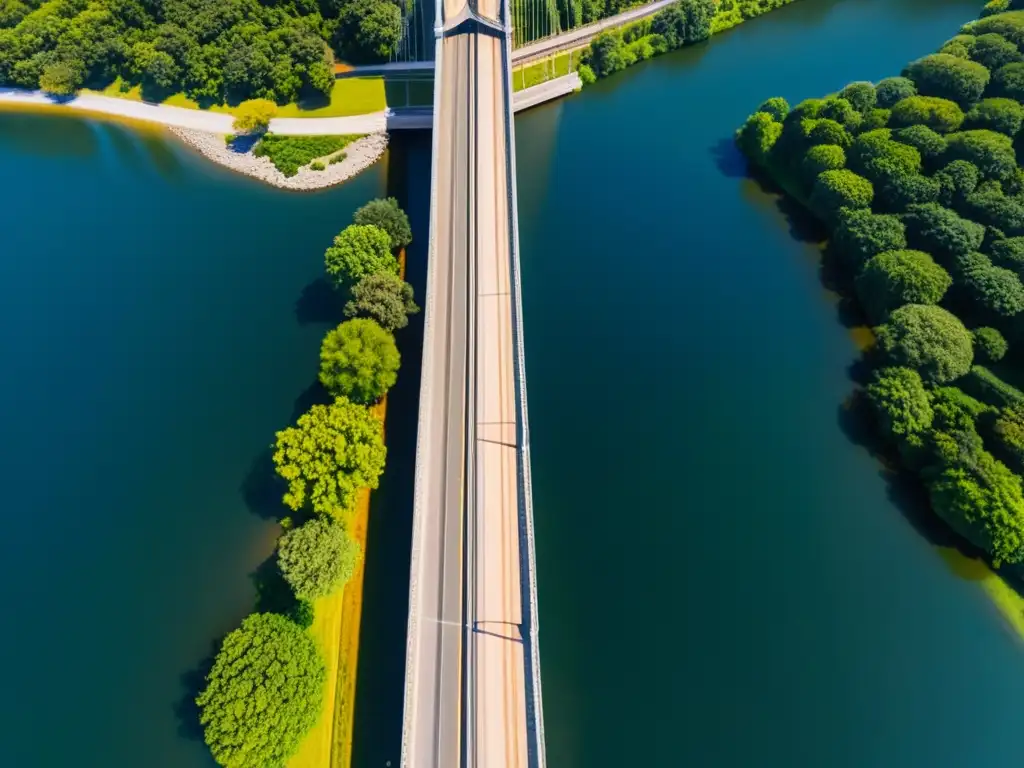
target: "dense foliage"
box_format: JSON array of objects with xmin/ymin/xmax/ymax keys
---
[
  {"xmin": 273, "ymin": 396, "xmax": 386, "ymax": 519},
  {"xmin": 353, "ymin": 197, "xmax": 413, "ymax": 249},
  {"xmin": 319, "ymin": 318, "xmax": 400, "ymax": 404},
  {"xmin": 278, "ymin": 517, "xmax": 362, "ymax": 601},
  {"xmin": 196, "ymin": 613, "xmax": 326, "ymax": 768},
  {"xmin": 344, "ymin": 271, "xmax": 419, "ymax": 330},
  {"xmin": 253, "ymin": 134, "xmax": 358, "ymax": 177},
  {"xmin": 736, "ymin": 6, "xmax": 1024, "ymax": 572},
  {"xmin": 0, "ymin": 0, "xmax": 407, "ymax": 103},
  {"xmin": 324, "ymin": 224, "xmax": 398, "ymax": 289}
]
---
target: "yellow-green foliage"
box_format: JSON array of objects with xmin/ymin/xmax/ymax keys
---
[
  {"xmin": 233, "ymin": 99, "xmax": 278, "ymax": 134},
  {"xmin": 273, "ymin": 397, "xmax": 386, "ymax": 520},
  {"xmin": 253, "ymin": 134, "xmax": 361, "ymax": 177}
]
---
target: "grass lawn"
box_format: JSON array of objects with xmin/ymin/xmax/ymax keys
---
[
  {"xmin": 87, "ymin": 77, "xmax": 387, "ymax": 118},
  {"xmin": 512, "ymin": 51, "xmax": 574, "ymax": 92}
]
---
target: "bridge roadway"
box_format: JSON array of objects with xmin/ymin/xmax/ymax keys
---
[{"xmin": 400, "ymin": 0, "xmax": 545, "ymax": 765}]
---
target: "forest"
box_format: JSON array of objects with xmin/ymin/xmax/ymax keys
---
[
  {"xmin": 0, "ymin": 0, "xmax": 403, "ymax": 102},
  {"xmin": 737, "ymin": 3, "xmax": 1024, "ymax": 572}
]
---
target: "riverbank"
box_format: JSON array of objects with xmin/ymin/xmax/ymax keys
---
[
  {"xmin": 169, "ymin": 128, "xmax": 388, "ymax": 191},
  {"xmin": 736, "ymin": 7, "xmax": 1024, "ymax": 638}
]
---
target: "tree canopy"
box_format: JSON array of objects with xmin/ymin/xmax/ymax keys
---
[
  {"xmin": 319, "ymin": 318, "xmax": 401, "ymax": 404},
  {"xmin": 855, "ymin": 249, "xmax": 952, "ymax": 322},
  {"xmin": 875, "ymin": 76, "xmax": 917, "ymax": 108},
  {"xmin": 344, "ymin": 271, "xmax": 420, "ymax": 331},
  {"xmin": 278, "ymin": 517, "xmax": 362, "ymax": 601},
  {"xmin": 324, "ymin": 224, "xmax": 398, "ymax": 290},
  {"xmin": 196, "ymin": 613, "xmax": 325, "ymax": 768},
  {"xmin": 273, "ymin": 396, "xmax": 386, "ymax": 519},
  {"xmin": 875, "ymin": 304, "xmax": 974, "ymax": 383},
  {"xmin": 334, "ymin": 0, "xmax": 403, "ymax": 64},
  {"xmin": 902, "ymin": 53, "xmax": 990, "ymax": 108},
  {"xmin": 867, "ymin": 366, "xmax": 934, "ymax": 437},
  {"xmin": 809, "ymin": 169, "xmax": 874, "ymax": 221},
  {"xmin": 832, "ymin": 208, "xmax": 907, "ymax": 266},
  {"xmin": 352, "ymin": 197, "xmax": 413, "ymax": 250}
]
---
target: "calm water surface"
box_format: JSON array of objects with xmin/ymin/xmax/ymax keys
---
[{"xmin": 0, "ymin": 1, "xmax": 1017, "ymax": 766}]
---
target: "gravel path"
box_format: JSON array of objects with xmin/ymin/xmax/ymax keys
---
[{"xmin": 168, "ymin": 127, "xmax": 388, "ymax": 190}]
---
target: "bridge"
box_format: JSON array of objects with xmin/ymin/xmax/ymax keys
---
[{"xmin": 400, "ymin": 0, "xmax": 546, "ymax": 764}]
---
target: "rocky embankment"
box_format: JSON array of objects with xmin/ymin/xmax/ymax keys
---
[{"xmin": 168, "ymin": 127, "xmax": 388, "ymax": 191}]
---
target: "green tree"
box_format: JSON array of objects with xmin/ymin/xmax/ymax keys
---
[
  {"xmin": 935, "ymin": 159, "xmax": 981, "ymax": 206},
  {"xmin": 847, "ymin": 128, "xmax": 922, "ymax": 184},
  {"xmin": 861, "ymin": 108, "xmax": 892, "ymax": 131},
  {"xmin": 38, "ymin": 60, "xmax": 80, "ymax": 96},
  {"xmin": 929, "ymin": 450, "xmax": 1024, "ymax": 565},
  {"xmin": 960, "ymin": 253, "xmax": 1024, "ymax": 316},
  {"xmin": 962, "ymin": 187, "xmax": 1024, "ymax": 235},
  {"xmin": 588, "ymin": 32, "xmax": 631, "ymax": 77},
  {"xmin": 809, "ymin": 168, "xmax": 873, "ymax": 222},
  {"xmin": 903, "ymin": 202, "xmax": 985, "ymax": 263},
  {"xmin": 324, "ymin": 224, "xmax": 398, "ymax": 290},
  {"xmin": 344, "ymin": 271, "xmax": 419, "ymax": 331},
  {"xmin": 990, "ymin": 236, "xmax": 1024, "ymax": 270},
  {"xmin": 273, "ymin": 397, "xmax": 386, "ymax": 519},
  {"xmin": 973, "ymin": 327, "xmax": 1009, "ymax": 361},
  {"xmin": 832, "ymin": 208, "xmax": 907, "ymax": 266},
  {"xmin": 875, "ymin": 303, "xmax": 974, "ymax": 383},
  {"xmin": 892, "ymin": 124, "xmax": 947, "ymax": 165},
  {"xmin": 334, "ymin": 0, "xmax": 402, "ymax": 63},
  {"xmin": 818, "ymin": 97, "xmax": 861, "ymax": 130},
  {"xmin": 945, "ymin": 129, "xmax": 1017, "ymax": 180},
  {"xmin": 889, "ymin": 95, "xmax": 965, "ymax": 133},
  {"xmin": 970, "ymin": 32, "xmax": 1021, "ymax": 69},
  {"xmin": 902, "ymin": 53, "xmax": 990, "ymax": 108},
  {"xmin": 855, "ymin": 249, "xmax": 952, "ymax": 322},
  {"xmin": 289, "ymin": 599, "xmax": 315, "ymax": 629},
  {"xmin": 877, "ymin": 173, "xmax": 941, "ymax": 212},
  {"xmin": 352, "ymin": 197, "xmax": 412, "ymax": 249},
  {"xmin": 839, "ymin": 81, "xmax": 877, "ymax": 113},
  {"xmin": 992, "ymin": 60, "xmax": 1024, "ymax": 99},
  {"xmin": 875, "ymin": 76, "xmax": 917, "ymax": 108},
  {"xmin": 801, "ymin": 144, "xmax": 845, "ymax": 180},
  {"xmin": 196, "ymin": 613, "xmax": 325, "ymax": 768},
  {"xmin": 736, "ymin": 112, "xmax": 782, "ymax": 162},
  {"xmin": 866, "ymin": 366, "xmax": 934, "ymax": 437},
  {"xmin": 319, "ymin": 318, "xmax": 400, "ymax": 404},
  {"xmin": 808, "ymin": 118, "xmax": 853, "ymax": 149},
  {"xmin": 232, "ymin": 99, "xmax": 277, "ymax": 135},
  {"xmin": 992, "ymin": 404, "xmax": 1024, "ymax": 470},
  {"xmin": 278, "ymin": 517, "xmax": 362, "ymax": 601},
  {"xmin": 757, "ymin": 96, "xmax": 790, "ymax": 122}
]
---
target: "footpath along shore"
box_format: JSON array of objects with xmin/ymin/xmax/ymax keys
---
[{"xmin": 0, "ymin": 88, "xmax": 392, "ymax": 190}]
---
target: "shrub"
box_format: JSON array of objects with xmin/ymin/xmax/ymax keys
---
[
  {"xmin": 808, "ymin": 118, "xmax": 853, "ymax": 149},
  {"xmin": 310, "ymin": 161, "xmax": 325, "ymax": 171},
  {"xmin": 876, "ymin": 76, "xmax": 917, "ymax": 108},
  {"xmin": 273, "ymin": 397, "xmax": 386, "ymax": 519},
  {"xmin": 847, "ymin": 129, "xmax": 922, "ymax": 184},
  {"xmin": 929, "ymin": 450, "xmax": 1024, "ymax": 566},
  {"xmin": 39, "ymin": 61, "xmax": 82, "ymax": 96},
  {"xmin": 974, "ymin": 327, "xmax": 1010, "ymax": 361},
  {"xmin": 233, "ymin": 99, "xmax": 278, "ymax": 135},
  {"xmin": 289, "ymin": 599, "xmax": 315, "ymax": 628},
  {"xmin": 197, "ymin": 613, "xmax": 325, "ymax": 768},
  {"xmin": 589, "ymin": 33, "xmax": 632, "ymax": 77},
  {"xmin": 874, "ymin": 303, "xmax": 974, "ymax": 383},
  {"xmin": 971, "ymin": 32, "xmax": 1022, "ymax": 69},
  {"xmin": 278, "ymin": 517, "xmax": 362, "ymax": 601},
  {"xmin": 964, "ymin": 10, "xmax": 1024, "ymax": 49},
  {"xmin": 990, "ymin": 236, "xmax": 1024, "ymax": 269},
  {"xmin": 839, "ymin": 81, "xmax": 877, "ymax": 112},
  {"xmin": 324, "ymin": 224, "xmax": 398, "ymax": 289},
  {"xmin": 902, "ymin": 53, "xmax": 990, "ymax": 107},
  {"xmin": 964, "ymin": 97, "xmax": 1024, "ymax": 134},
  {"xmin": 344, "ymin": 271, "xmax": 420, "ymax": 331},
  {"xmin": 903, "ymin": 202, "xmax": 986, "ymax": 262},
  {"xmin": 890, "ymin": 95, "xmax": 965, "ymax": 133},
  {"xmin": 944, "ymin": 129, "xmax": 1016, "ymax": 180},
  {"xmin": 941, "ymin": 41, "xmax": 972, "ymax": 60},
  {"xmin": 802, "ymin": 144, "xmax": 846, "ymax": 179},
  {"xmin": 319, "ymin": 318, "xmax": 401, "ymax": 404},
  {"xmin": 867, "ymin": 366, "xmax": 934, "ymax": 437},
  {"xmin": 353, "ymin": 197, "xmax": 412, "ymax": 249},
  {"xmin": 960, "ymin": 253, "xmax": 1024, "ymax": 316},
  {"xmin": 809, "ymin": 169, "xmax": 873, "ymax": 222},
  {"xmin": 254, "ymin": 135, "xmax": 357, "ymax": 177},
  {"xmin": 992, "ymin": 61, "xmax": 1024, "ymax": 99},
  {"xmin": 757, "ymin": 96, "xmax": 790, "ymax": 122},
  {"xmin": 935, "ymin": 159, "xmax": 981, "ymax": 206},
  {"xmin": 861, "ymin": 108, "xmax": 892, "ymax": 131},
  {"xmin": 736, "ymin": 112, "xmax": 782, "ymax": 162},
  {"xmin": 818, "ymin": 97, "xmax": 861, "ymax": 130},
  {"xmin": 832, "ymin": 208, "xmax": 907, "ymax": 265},
  {"xmin": 878, "ymin": 173, "xmax": 941, "ymax": 212},
  {"xmin": 961, "ymin": 188, "xmax": 1024, "ymax": 234},
  {"xmin": 982, "ymin": 0, "xmax": 1012, "ymax": 17},
  {"xmin": 578, "ymin": 64, "xmax": 596, "ymax": 84},
  {"xmin": 855, "ymin": 249, "xmax": 952, "ymax": 321},
  {"xmin": 892, "ymin": 124, "xmax": 947, "ymax": 164},
  {"xmin": 964, "ymin": 364, "xmax": 1024, "ymax": 407}
]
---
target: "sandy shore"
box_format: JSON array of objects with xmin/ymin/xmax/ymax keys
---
[{"xmin": 169, "ymin": 127, "xmax": 387, "ymax": 191}]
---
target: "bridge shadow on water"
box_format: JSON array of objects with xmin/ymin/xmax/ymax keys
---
[{"xmin": 350, "ymin": 129, "xmax": 432, "ymax": 768}]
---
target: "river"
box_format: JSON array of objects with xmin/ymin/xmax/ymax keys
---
[{"xmin": 0, "ymin": 0, "xmax": 1014, "ymax": 766}]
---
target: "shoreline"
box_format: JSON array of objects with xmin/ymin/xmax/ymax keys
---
[{"xmin": 168, "ymin": 127, "xmax": 388, "ymax": 191}]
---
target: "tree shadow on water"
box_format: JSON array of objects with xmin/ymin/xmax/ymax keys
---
[
  {"xmin": 709, "ymin": 136, "xmax": 749, "ymax": 179},
  {"xmin": 173, "ymin": 646, "xmax": 217, "ymax": 742},
  {"xmin": 241, "ymin": 449, "xmax": 287, "ymax": 521},
  {"xmin": 251, "ymin": 554, "xmax": 298, "ymax": 616},
  {"xmin": 295, "ymin": 277, "xmax": 345, "ymax": 326},
  {"xmin": 291, "ymin": 379, "xmax": 333, "ymax": 423}
]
